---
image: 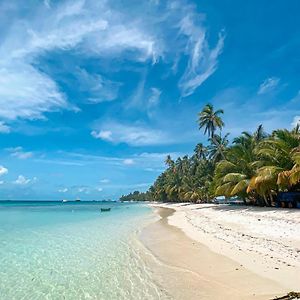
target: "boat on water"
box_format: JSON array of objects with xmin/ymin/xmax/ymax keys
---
[
  {"xmin": 62, "ymin": 199, "xmax": 68, "ymax": 203},
  {"xmin": 100, "ymin": 208, "xmax": 111, "ymax": 212}
]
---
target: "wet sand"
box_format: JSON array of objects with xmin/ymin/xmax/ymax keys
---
[{"xmin": 139, "ymin": 207, "xmax": 289, "ymax": 300}]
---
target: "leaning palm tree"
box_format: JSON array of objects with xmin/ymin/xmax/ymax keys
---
[
  {"xmin": 214, "ymin": 151, "xmax": 255, "ymax": 202},
  {"xmin": 213, "ymin": 126, "xmax": 266, "ymax": 203},
  {"xmin": 208, "ymin": 133, "xmax": 229, "ymax": 162}
]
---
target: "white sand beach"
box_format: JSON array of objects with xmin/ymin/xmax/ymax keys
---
[{"xmin": 141, "ymin": 204, "xmax": 300, "ymax": 299}]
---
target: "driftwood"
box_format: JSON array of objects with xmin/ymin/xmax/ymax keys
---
[{"xmin": 272, "ymin": 292, "xmax": 300, "ymax": 300}]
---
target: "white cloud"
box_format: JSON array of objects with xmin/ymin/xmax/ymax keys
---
[
  {"xmin": 177, "ymin": 13, "xmax": 225, "ymax": 97},
  {"xmin": 148, "ymin": 87, "xmax": 161, "ymax": 107},
  {"xmin": 258, "ymin": 77, "xmax": 280, "ymax": 95},
  {"xmin": 7, "ymin": 146, "xmax": 33, "ymax": 159},
  {"xmin": 100, "ymin": 179, "xmax": 110, "ymax": 183},
  {"xmin": 0, "ymin": 0, "xmax": 225, "ymax": 125},
  {"xmin": 0, "ymin": 63, "xmax": 70, "ymax": 120},
  {"xmin": 0, "ymin": 1, "xmax": 160, "ymax": 123},
  {"xmin": 123, "ymin": 158, "xmax": 135, "ymax": 165},
  {"xmin": 0, "ymin": 180, "xmax": 4, "ymax": 185},
  {"xmin": 291, "ymin": 116, "xmax": 300, "ymax": 128},
  {"xmin": 0, "ymin": 166, "xmax": 8, "ymax": 176},
  {"xmin": 91, "ymin": 130, "xmax": 113, "ymax": 141},
  {"xmin": 58, "ymin": 187, "xmax": 68, "ymax": 193},
  {"xmin": 14, "ymin": 175, "xmax": 32, "ymax": 185},
  {"xmin": 91, "ymin": 25, "xmax": 158, "ymax": 63},
  {"xmin": 76, "ymin": 69, "xmax": 121, "ymax": 103},
  {"xmin": 91, "ymin": 121, "xmax": 172, "ymax": 146},
  {"xmin": 0, "ymin": 122, "xmax": 10, "ymax": 133},
  {"xmin": 77, "ymin": 186, "xmax": 90, "ymax": 193},
  {"xmin": 97, "ymin": 187, "xmax": 103, "ymax": 192}
]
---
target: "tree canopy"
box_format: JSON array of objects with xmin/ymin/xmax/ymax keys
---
[{"xmin": 120, "ymin": 104, "xmax": 300, "ymax": 206}]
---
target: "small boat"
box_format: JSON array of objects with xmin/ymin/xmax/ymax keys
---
[
  {"xmin": 62, "ymin": 199, "xmax": 68, "ymax": 203},
  {"xmin": 100, "ymin": 208, "xmax": 111, "ymax": 212}
]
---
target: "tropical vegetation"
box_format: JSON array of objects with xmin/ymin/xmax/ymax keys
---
[{"xmin": 120, "ymin": 104, "xmax": 300, "ymax": 206}]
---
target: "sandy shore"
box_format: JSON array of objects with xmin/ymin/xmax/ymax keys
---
[{"xmin": 139, "ymin": 204, "xmax": 300, "ymax": 299}]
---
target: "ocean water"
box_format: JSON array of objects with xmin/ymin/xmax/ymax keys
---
[{"xmin": 0, "ymin": 201, "xmax": 163, "ymax": 300}]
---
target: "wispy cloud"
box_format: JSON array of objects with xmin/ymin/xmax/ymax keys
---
[
  {"xmin": 91, "ymin": 121, "xmax": 173, "ymax": 146},
  {"xmin": 123, "ymin": 158, "xmax": 135, "ymax": 165},
  {"xmin": 148, "ymin": 87, "xmax": 161, "ymax": 107},
  {"xmin": 257, "ymin": 77, "xmax": 280, "ymax": 95},
  {"xmin": 0, "ymin": 122, "xmax": 11, "ymax": 133},
  {"xmin": 0, "ymin": 0, "xmax": 225, "ymax": 131},
  {"xmin": 177, "ymin": 11, "xmax": 225, "ymax": 97},
  {"xmin": 100, "ymin": 179, "xmax": 110, "ymax": 183},
  {"xmin": 6, "ymin": 147, "xmax": 33, "ymax": 159},
  {"xmin": 34, "ymin": 158, "xmax": 85, "ymax": 166},
  {"xmin": 0, "ymin": 0, "xmax": 160, "ymax": 124},
  {"xmin": 76, "ymin": 68, "xmax": 121, "ymax": 103},
  {"xmin": 0, "ymin": 63, "xmax": 70, "ymax": 120}
]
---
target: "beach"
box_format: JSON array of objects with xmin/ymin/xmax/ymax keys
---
[{"xmin": 139, "ymin": 204, "xmax": 300, "ymax": 299}]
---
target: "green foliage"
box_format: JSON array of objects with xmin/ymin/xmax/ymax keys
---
[
  {"xmin": 120, "ymin": 105, "xmax": 300, "ymax": 206},
  {"xmin": 119, "ymin": 190, "xmax": 151, "ymax": 202}
]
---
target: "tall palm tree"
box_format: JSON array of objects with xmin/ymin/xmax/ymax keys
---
[
  {"xmin": 198, "ymin": 103, "xmax": 225, "ymax": 159},
  {"xmin": 198, "ymin": 103, "xmax": 224, "ymax": 138}
]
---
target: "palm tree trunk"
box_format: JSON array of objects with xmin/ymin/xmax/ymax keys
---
[
  {"xmin": 263, "ymin": 194, "xmax": 269, "ymax": 207},
  {"xmin": 211, "ymin": 134, "xmax": 226, "ymax": 160}
]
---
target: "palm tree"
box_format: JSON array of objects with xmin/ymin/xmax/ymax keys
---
[
  {"xmin": 279, "ymin": 149, "xmax": 300, "ymax": 187},
  {"xmin": 198, "ymin": 103, "xmax": 225, "ymax": 159},
  {"xmin": 214, "ymin": 126, "xmax": 266, "ymax": 203},
  {"xmin": 165, "ymin": 155, "xmax": 174, "ymax": 169},
  {"xmin": 194, "ymin": 143, "xmax": 208, "ymax": 160},
  {"xmin": 247, "ymin": 129, "xmax": 300, "ymax": 205},
  {"xmin": 208, "ymin": 133, "xmax": 229, "ymax": 162},
  {"xmin": 198, "ymin": 103, "xmax": 224, "ymax": 138}
]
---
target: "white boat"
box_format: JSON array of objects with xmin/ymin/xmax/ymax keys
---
[{"xmin": 62, "ymin": 199, "xmax": 68, "ymax": 203}]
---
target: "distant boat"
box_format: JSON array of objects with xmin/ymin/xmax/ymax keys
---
[
  {"xmin": 62, "ymin": 199, "xmax": 68, "ymax": 203},
  {"xmin": 100, "ymin": 208, "xmax": 111, "ymax": 212}
]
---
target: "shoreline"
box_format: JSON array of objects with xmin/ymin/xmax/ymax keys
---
[{"xmin": 139, "ymin": 204, "xmax": 300, "ymax": 299}]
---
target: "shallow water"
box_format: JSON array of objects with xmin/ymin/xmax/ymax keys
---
[{"xmin": 0, "ymin": 201, "xmax": 163, "ymax": 300}]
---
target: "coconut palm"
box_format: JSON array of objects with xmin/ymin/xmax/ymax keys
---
[
  {"xmin": 198, "ymin": 104, "xmax": 224, "ymax": 138},
  {"xmin": 247, "ymin": 129, "xmax": 300, "ymax": 205},
  {"xmin": 194, "ymin": 143, "xmax": 208, "ymax": 160},
  {"xmin": 214, "ymin": 127, "xmax": 266, "ymax": 202},
  {"xmin": 198, "ymin": 104, "xmax": 226, "ymax": 159},
  {"xmin": 208, "ymin": 133, "xmax": 230, "ymax": 162},
  {"xmin": 165, "ymin": 155, "xmax": 174, "ymax": 168},
  {"xmin": 121, "ymin": 105, "xmax": 300, "ymax": 207}
]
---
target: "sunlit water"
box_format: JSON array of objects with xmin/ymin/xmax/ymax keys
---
[{"xmin": 0, "ymin": 201, "xmax": 163, "ymax": 300}]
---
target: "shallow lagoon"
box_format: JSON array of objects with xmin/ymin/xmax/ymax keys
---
[{"xmin": 0, "ymin": 201, "xmax": 162, "ymax": 300}]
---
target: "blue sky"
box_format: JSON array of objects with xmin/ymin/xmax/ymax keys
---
[{"xmin": 0, "ymin": 0, "xmax": 300, "ymax": 200}]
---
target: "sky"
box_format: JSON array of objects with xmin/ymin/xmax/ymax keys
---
[{"xmin": 0, "ymin": 0, "xmax": 300, "ymax": 200}]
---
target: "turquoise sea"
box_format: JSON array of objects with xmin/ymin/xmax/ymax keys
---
[{"xmin": 0, "ymin": 201, "xmax": 163, "ymax": 300}]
